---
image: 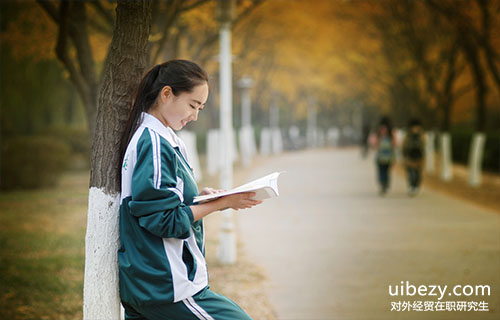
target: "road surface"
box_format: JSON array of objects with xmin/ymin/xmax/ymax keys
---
[{"xmin": 238, "ymin": 149, "xmax": 500, "ymax": 320}]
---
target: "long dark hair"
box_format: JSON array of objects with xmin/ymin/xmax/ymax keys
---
[
  {"xmin": 119, "ymin": 60, "xmax": 208, "ymax": 169},
  {"xmin": 377, "ymin": 115, "xmax": 393, "ymax": 139}
]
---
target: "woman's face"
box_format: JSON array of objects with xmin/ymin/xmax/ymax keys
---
[
  {"xmin": 379, "ymin": 125, "xmax": 388, "ymax": 136},
  {"xmin": 153, "ymin": 83, "xmax": 209, "ymax": 131}
]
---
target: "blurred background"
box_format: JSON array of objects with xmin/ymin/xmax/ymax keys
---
[{"xmin": 1, "ymin": 0, "xmax": 499, "ymax": 319}]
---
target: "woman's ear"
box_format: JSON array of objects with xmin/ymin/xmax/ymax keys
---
[{"xmin": 160, "ymin": 86, "xmax": 173, "ymax": 103}]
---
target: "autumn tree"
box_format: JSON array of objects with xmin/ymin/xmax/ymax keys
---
[
  {"xmin": 426, "ymin": 0, "xmax": 500, "ymax": 132},
  {"xmin": 33, "ymin": 0, "xmax": 216, "ymax": 138},
  {"xmin": 364, "ymin": 0, "xmax": 470, "ymax": 130}
]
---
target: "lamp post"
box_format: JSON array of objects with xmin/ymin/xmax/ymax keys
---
[
  {"xmin": 217, "ymin": 0, "xmax": 236, "ymax": 264},
  {"xmin": 270, "ymin": 93, "xmax": 279, "ymax": 130},
  {"xmin": 238, "ymin": 76, "xmax": 254, "ymax": 167},
  {"xmin": 307, "ymin": 96, "xmax": 317, "ymax": 148},
  {"xmin": 238, "ymin": 76, "xmax": 253, "ymax": 128},
  {"xmin": 270, "ymin": 93, "xmax": 282, "ymax": 154}
]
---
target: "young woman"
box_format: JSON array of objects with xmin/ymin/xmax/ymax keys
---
[
  {"xmin": 374, "ymin": 117, "xmax": 395, "ymax": 195},
  {"xmin": 118, "ymin": 60, "xmax": 261, "ymax": 320}
]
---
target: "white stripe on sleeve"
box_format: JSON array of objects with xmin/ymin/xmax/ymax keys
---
[
  {"xmin": 167, "ymin": 176, "xmax": 184, "ymax": 203},
  {"xmin": 148, "ymin": 129, "xmax": 162, "ymax": 189}
]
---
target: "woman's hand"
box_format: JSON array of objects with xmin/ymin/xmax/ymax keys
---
[
  {"xmin": 219, "ymin": 192, "xmax": 263, "ymax": 210},
  {"xmin": 190, "ymin": 191, "xmax": 263, "ymax": 221},
  {"xmin": 198, "ymin": 187, "xmax": 224, "ymax": 196}
]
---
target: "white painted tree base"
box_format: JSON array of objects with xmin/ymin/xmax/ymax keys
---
[
  {"xmin": 306, "ymin": 128, "xmax": 318, "ymax": 148},
  {"xmin": 84, "ymin": 187, "xmax": 121, "ymax": 320},
  {"xmin": 327, "ymin": 127, "xmax": 340, "ymax": 147},
  {"xmin": 271, "ymin": 128, "xmax": 283, "ymax": 154},
  {"xmin": 468, "ymin": 133, "xmax": 486, "ymax": 187},
  {"xmin": 217, "ymin": 211, "xmax": 237, "ymax": 265},
  {"xmin": 239, "ymin": 126, "xmax": 256, "ymax": 167},
  {"xmin": 260, "ymin": 128, "xmax": 272, "ymax": 155},
  {"xmin": 207, "ymin": 130, "xmax": 220, "ymax": 176},
  {"xmin": 425, "ymin": 132, "xmax": 436, "ymax": 173},
  {"xmin": 440, "ymin": 133, "xmax": 453, "ymax": 181}
]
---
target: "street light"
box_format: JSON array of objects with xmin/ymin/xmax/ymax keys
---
[
  {"xmin": 217, "ymin": 0, "xmax": 236, "ymax": 264},
  {"xmin": 238, "ymin": 76, "xmax": 253, "ymax": 128},
  {"xmin": 238, "ymin": 76, "xmax": 255, "ymax": 167}
]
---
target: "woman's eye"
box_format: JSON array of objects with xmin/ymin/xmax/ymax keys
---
[{"xmin": 190, "ymin": 105, "xmax": 196, "ymax": 109}]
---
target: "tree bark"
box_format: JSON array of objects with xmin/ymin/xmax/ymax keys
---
[
  {"xmin": 462, "ymin": 36, "xmax": 488, "ymax": 132},
  {"xmin": 84, "ymin": 1, "xmax": 152, "ymax": 319},
  {"xmin": 90, "ymin": 0, "xmax": 152, "ymax": 192},
  {"xmin": 440, "ymin": 41, "xmax": 460, "ymax": 131},
  {"xmin": 425, "ymin": 0, "xmax": 490, "ymax": 131},
  {"xmin": 477, "ymin": 0, "xmax": 500, "ymax": 100}
]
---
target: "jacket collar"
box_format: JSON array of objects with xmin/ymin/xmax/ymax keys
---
[
  {"xmin": 140, "ymin": 112, "xmax": 180, "ymax": 148},
  {"xmin": 139, "ymin": 112, "xmax": 193, "ymax": 170}
]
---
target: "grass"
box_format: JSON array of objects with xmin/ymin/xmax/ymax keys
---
[{"xmin": 0, "ymin": 171, "xmax": 89, "ymax": 320}]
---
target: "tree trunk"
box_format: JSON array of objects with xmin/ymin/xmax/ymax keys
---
[
  {"xmin": 465, "ymin": 43, "xmax": 488, "ymax": 132},
  {"xmin": 84, "ymin": 1, "xmax": 152, "ymax": 319},
  {"xmin": 440, "ymin": 41, "xmax": 459, "ymax": 132},
  {"xmin": 468, "ymin": 133, "xmax": 486, "ymax": 187},
  {"xmin": 440, "ymin": 132, "xmax": 453, "ymax": 181},
  {"xmin": 477, "ymin": 0, "xmax": 500, "ymax": 98}
]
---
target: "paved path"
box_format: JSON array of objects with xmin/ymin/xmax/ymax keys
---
[{"xmin": 238, "ymin": 149, "xmax": 500, "ymax": 320}]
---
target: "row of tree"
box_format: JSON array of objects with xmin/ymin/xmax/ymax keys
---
[
  {"xmin": 2, "ymin": 0, "xmax": 499, "ymax": 140},
  {"xmin": 356, "ymin": 0, "xmax": 500, "ymax": 132}
]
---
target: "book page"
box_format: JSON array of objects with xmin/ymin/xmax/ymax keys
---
[{"xmin": 193, "ymin": 172, "xmax": 282, "ymax": 203}]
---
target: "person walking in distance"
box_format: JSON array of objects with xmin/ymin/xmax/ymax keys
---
[
  {"xmin": 373, "ymin": 117, "xmax": 395, "ymax": 195},
  {"xmin": 402, "ymin": 119, "xmax": 425, "ymax": 196},
  {"xmin": 118, "ymin": 60, "xmax": 262, "ymax": 320}
]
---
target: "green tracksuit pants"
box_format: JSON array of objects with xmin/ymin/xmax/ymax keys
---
[{"xmin": 122, "ymin": 287, "xmax": 252, "ymax": 320}]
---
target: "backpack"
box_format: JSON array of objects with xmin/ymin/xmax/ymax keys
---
[
  {"xmin": 377, "ymin": 137, "xmax": 394, "ymax": 164},
  {"xmin": 405, "ymin": 133, "xmax": 423, "ymax": 160}
]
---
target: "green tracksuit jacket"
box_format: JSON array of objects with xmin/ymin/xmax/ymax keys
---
[{"xmin": 119, "ymin": 112, "xmax": 207, "ymax": 306}]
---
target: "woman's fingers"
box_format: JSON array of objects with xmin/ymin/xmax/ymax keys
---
[
  {"xmin": 200, "ymin": 187, "xmax": 216, "ymax": 196},
  {"xmin": 239, "ymin": 192, "xmax": 256, "ymax": 199},
  {"xmin": 221, "ymin": 192, "xmax": 264, "ymax": 210},
  {"xmin": 234, "ymin": 198, "xmax": 263, "ymax": 210},
  {"xmin": 200, "ymin": 187, "xmax": 228, "ymax": 196}
]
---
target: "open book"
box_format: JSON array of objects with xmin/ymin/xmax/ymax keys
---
[{"xmin": 193, "ymin": 172, "xmax": 282, "ymax": 203}]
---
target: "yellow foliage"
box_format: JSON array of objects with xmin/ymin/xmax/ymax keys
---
[
  {"xmin": 2, "ymin": 1, "xmax": 111, "ymax": 65},
  {"xmin": 228, "ymin": 0, "xmax": 388, "ymax": 115},
  {"xmin": 4, "ymin": 0, "xmax": 497, "ymax": 127},
  {"xmin": 1, "ymin": 1, "xmax": 57, "ymax": 61},
  {"xmin": 180, "ymin": 1, "xmax": 217, "ymax": 32}
]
